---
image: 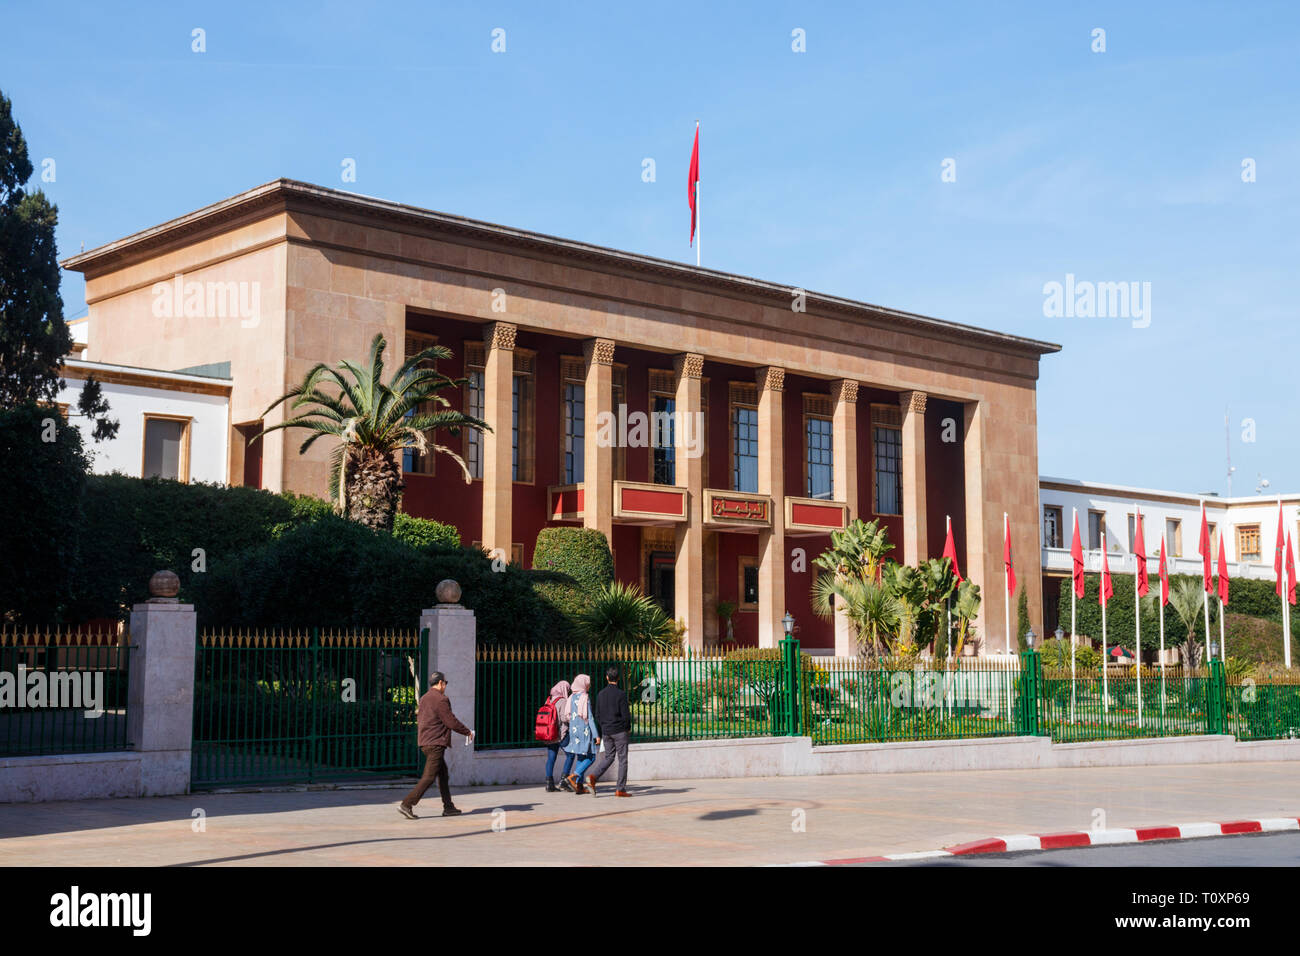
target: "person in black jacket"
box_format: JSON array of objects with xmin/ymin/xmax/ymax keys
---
[{"xmin": 585, "ymin": 665, "xmax": 632, "ymax": 797}]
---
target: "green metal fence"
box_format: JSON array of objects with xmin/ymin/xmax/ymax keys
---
[
  {"xmin": 1225, "ymin": 672, "xmax": 1300, "ymax": 741},
  {"xmin": 191, "ymin": 628, "xmax": 426, "ymax": 788},
  {"xmin": 474, "ymin": 640, "xmax": 804, "ymax": 749},
  {"xmin": 1038, "ymin": 662, "xmax": 1217, "ymax": 742},
  {"xmin": 801, "ymin": 655, "xmax": 1026, "ymax": 744},
  {"xmin": 0, "ymin": 626, "xmax": 133, "ymax": 756}
]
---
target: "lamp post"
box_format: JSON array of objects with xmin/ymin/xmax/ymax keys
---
[
  {"xmin": 1055, "ymin": 625, "xmax": 1064, "ymax": 642},
  {"xmin": 1026, "ymin": 627, "xmax": 1036, "ymax": 649},
  {"xmin": 782, "ymin": 611, "xmax": 794, "ymax": 637}
]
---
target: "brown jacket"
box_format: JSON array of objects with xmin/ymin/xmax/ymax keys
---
[{"xmin": 417, "ymin": 688, "xmax": 472, "ymax": 748}]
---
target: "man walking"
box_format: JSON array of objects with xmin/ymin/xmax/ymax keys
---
[
  {"xmin": 585, "ymin": 665, "xmax": 632, "ymax": 797},
  {"xmin": 399, "ymin": 671, "xmax": 473, "ymax": 819}
]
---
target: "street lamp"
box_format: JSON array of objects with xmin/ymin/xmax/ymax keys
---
[
  {"xmin": 1211, "ymin": 639, "xmax": 1219, "ymax": 659},
  {"xmin": 1026, "ymin": 627, "xmax": 1036, "ymax": 649},
  {"xmin": 1055, "ymin": 626, "xmax": 1065, "ymax": 642},
  {"xmin": 782, "ymin": 611, "xmax": 795, "ymax": 637}
]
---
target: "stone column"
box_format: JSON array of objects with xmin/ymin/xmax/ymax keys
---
[
  {"xmin": 831, "ymin": 379, "xmax": 859, "ymax": 656},
  {"xmin": 420, "ymin": 579, "xmax": 478, "ymax": 787},
  {"xmin": 127, "ymin": 570, "xmax": 197, "ymax": 796},
  {"xmin": 481, "ymin": 322, "xmax": 516, "ymax": 561},
  {"xmin": 756, "ymin": 366, "xmax": 786, "ymax": 649},
  {"xmin": 962, "ymin": 400, "xmax": 989, "ymax": 653},
  {"xmin": 583, "ymin": 337, "xmax": 615, "ymax": 542},
  {"xmin": 899, "ymin": 389, "xmax": 929, "ymax": 565},
  {"xmin": 674, "ymin": 352, "xmax": 705, "ymax": 651}
]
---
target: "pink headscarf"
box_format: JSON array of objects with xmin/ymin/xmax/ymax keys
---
[
  {"xmin": 571, "ymin": 673, "xmax": 591, "ymax": 720},
  {"xmin": 549, "ymin": 680, "xmax": 571, "ymax": 702}
]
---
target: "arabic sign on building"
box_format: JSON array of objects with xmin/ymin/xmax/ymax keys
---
[{"xmin": 705, "ymin": 490, "xmax": 771, "ymax": 526}]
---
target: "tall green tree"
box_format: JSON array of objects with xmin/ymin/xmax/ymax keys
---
[
  {"xmin": 0, "ymin": 91, "xmax": 117, "ymax": 439},
  {"xmin": 0, "ymin": 90, "xmax": 70, "ymax": 406},
  {"xmin": 258, "ymin": 333, "xmax": 489, "ymax": 532}
]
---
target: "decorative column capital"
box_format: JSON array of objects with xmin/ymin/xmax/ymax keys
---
[
  {"xmin": 899, "ymin": 389, "xmax": 928, "ymax": 414},
  {"xmin": 831, "ymin": 379, "xmax": 859, "ymax": 404},
  {"xmin": 755, "ymin": 366, "xmax": 785, "ymax": 393},
  {"xmin": 583, "ymin": 337, "xmax": 616, "ymax": 367},
  {"xmin": 483, "ymin": 321, "xmax": 517, "ymax": 351},
  {"xmin": 673, "ymin": 352, "xmax": 704, "ymax": 379}
]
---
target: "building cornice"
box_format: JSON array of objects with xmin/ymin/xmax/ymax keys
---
[
  {"xmin": 60, "ymin": 359, "xmax": 233, "ymax": 397},
  {"xmin": 61, "ymin": 179, "xmax": 1061, "ymax": 362}
]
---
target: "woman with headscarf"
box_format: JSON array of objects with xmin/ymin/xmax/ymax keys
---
[
  {"xmin": 563, "ymin": 674, "xmax": 599, "ymax": 795},
  {"xmin": 542, "ymin": 679, "xmax": 574, "ymax": 792}
]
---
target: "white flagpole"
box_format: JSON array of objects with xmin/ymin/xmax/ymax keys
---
[
  {"xmin": 945, "ymin": 515, "xmax": 954, "ymax": 718},
  {"xmin": 1004, "ymin": 512, "xmax": 1011, "ymax": 656},
  {"xmin": 1070, "ymin": 507, "xmax": 1077, "ymax": 724},
  {"xmin": 1101, "ymin": 547, "xmax": 1109, "ymax": 715},
  {"xmin": 1201, "ymin": 500, "xmax": 1212, "ymax": 665},
  {"xmin": 1219, "ymin": 596, "xmax": 1227, "ymax": 661},
  {"xmin": 695, "ymin": 121, "xmax": 701, "ymax": 269},
  {"xmin": 1134, "ymin": 505, "xmax": 1142, "ymax": 729},
  {"xmin": 1159, "ymin": 533, "xmax": 1167, "ymax": 718},
  {"xmin": 1280, "ymin": 499, "xmax": 1291, "ymax": 670}
]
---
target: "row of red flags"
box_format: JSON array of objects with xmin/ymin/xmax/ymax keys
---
[{"xmin": 947, "ymin": 503, "xmax": 1300, "ymax": 608}]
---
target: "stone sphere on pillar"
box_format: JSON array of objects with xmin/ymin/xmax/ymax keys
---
[
  {"xmin": 436, "ymin": 579, "xmax": 462, "ymax": 605},
  {"xmin": 148, "ymin": 570, "xmax": 181, "ymax": 602}
]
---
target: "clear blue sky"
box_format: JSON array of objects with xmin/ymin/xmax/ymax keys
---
[{"xmin": 5, "ymin": 1, "xmax": 1298, "ymax": 495}]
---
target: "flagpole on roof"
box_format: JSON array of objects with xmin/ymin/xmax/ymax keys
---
[{"xmin": 695, "ymin": 121, "xmax": 700, "ymax": 269}]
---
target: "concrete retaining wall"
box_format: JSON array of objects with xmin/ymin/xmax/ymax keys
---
[{"xmin": 461, "ymin": 733, "xmax": 1300, "ymax": 786}]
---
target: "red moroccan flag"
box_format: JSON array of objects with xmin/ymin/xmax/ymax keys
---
[
  {"xmin": 1100, "ymin": 544, "xmax": 1113, "ymax": 607},
  {"xmin": 1158, "ymin": 536, "xmax": 1170, "ymax": 606},
  {"xmin": 1275, "ymin": 500, "xmax": 1287, "ymax": 598},
  {"xmin": 1070, "ymin": 511, "xmax": 1085, "ymax": 599},
  {"xmin": 1287, "ymin": 529, "xmax": 1297, "ymax": 605},
  {"xmin": 942, "ymin": 518, "xmax": 962, "ymax": 583},
  {"xmin": 1198, "ymin": 503, "xmax": 1212, "ymax": 592},
  {"xmin": 1133, "ymin": 508, "xmax": 1149, "ymax": 597},
  {"xmin": 687, "ymin": 124, "xmax": 700, "ymax": 245},
  {"xmin": 1217, "ymin": 531, "xmax": 1230, "ymax": 606},
  {"xmin": 1003, "ymin": 513, "xmax": 1016, "ymax": 595}
]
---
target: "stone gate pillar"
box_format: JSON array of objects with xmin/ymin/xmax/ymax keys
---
[{"xmin": 419, "ymin": 579, "xmax": 478, "ymax": 786}]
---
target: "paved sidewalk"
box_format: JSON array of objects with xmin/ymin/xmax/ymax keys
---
[{"xmin": 1, "ymin": 762, "xmax": 1297, "ymax": 866}]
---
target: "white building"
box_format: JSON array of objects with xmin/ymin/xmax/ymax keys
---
[
  {"xmin": 1039, "ymin": 475, "xmax": 1298, "ymax": 634},
  {"xmin": 55, "ymin": 357, "xmax": 232, "ymax": 485}
]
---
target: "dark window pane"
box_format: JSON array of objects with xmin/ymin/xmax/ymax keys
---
[{"xmin": 143, "ymin": 419, "xmax": 184, "ymax": 480}]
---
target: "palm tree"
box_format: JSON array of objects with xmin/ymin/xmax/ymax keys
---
[
  {"xmin": 257, "ymin": 333, "xmax": 489, "ymax": 532},
  {"xmin": 813, "ymin": 574, "xmax": 900, "ymax": 656},
  {"xmin": 1169, "ymin": 578, "xmax": 1206, "ymax": 668}
]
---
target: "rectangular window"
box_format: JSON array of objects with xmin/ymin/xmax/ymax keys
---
[
  {"xmin": 731, "ymin": 407, "xmax": 759, "ymax": 493},
  {"xmin": 1208, "ymin": 522, "xmax": 1218, "ymax": 556},
  {"xmin": 652, "ymin": 395, "xmax": 676, "ymax": 485},
  {"xmin": 1127, "ymin": 514, "xmax": 1136, "ymax": 552},
  {"xmin": 1238, "ymin": 524, "xmax": 1261, "ymax": 562},
  {"xmin": 806, "ymin": 416, "xmax": 833, "ymax": 500},
  {"xmin": 871, "ymin": 404, "xmax": 902, "ymax": 516},
  {"xmin": 739, "ymin": 557, "xmax": 759, "ymax": 610},
  {"xmin": 142, "ymin": 415, "xmax": 191, "ymax": 482},
  {"xmin": 464, "ymin": 341, "xmax": 485, "ymax": 480},
  {"xmin": 1043, "ymin": 506, "xmax": 1063, "ymax": 548},
  {"xmin": 612, "ymin": 364, "xmax": 628, "ymax": 481},
  {"xmin": 402, "ymin": 332, "xmax": 438, "ymax": 476},
  {"xmin": 512, "ymin": 350, "xmax": 536, "ymax": 483},
  {"xmin": 561, "ymin": 357, "xmax": 585, "ymax": 485},
  {"xmin": 1166, "ymin": 518, "xmax": 1182, "ymax": 556},
  {"xmin": 1088, "ymin": 510, "xmax": 1106, "ymax": 551}
]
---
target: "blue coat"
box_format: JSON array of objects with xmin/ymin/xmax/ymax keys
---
[{"xmin": 563, "ymin": 694, "xmax": 598, "ymax": 756}]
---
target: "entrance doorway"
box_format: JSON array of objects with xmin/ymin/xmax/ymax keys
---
[{"xmin": 648, "ymin": 551, "xmax": 675, "ymax": 618}]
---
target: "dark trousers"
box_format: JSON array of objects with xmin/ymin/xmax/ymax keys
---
[
  {"xmin": 403, "ymin": 745, "xmax": 453, "ymax": 809},
  {"xmin": 589, "ymin": 731, "xmax": 629, "ymax": 789}
]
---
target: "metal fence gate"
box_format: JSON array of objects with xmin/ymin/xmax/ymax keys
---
[{"xmin": 191, "ymin": 628, "xmax": 426, "ymax": 789}]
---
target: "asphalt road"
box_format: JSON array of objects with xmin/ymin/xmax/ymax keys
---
[{"xmin": 870, "ymin": 830, "xmax": 1300, "ymax": 865}]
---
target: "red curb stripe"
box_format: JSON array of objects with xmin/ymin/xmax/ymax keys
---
[
  {"xmin": 946, "ymin": 838, "xmax": 1008, "ymax": 855},
  {"xmin": 1220, "ymin": 820, "xmax": 1263, "ymax": 834},
  {"xmin": 1135, "ymin": 826, "xmax": 1182, "ymax": 842},
  {"xmin": 1038, "ymin": 831, "xmax": 1091, "ymax": 850}
]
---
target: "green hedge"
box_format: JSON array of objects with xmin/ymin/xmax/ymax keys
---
[
  {"xmin": 392, "ymin": 511, "xmax": 461, "ymax": 552},
  {"xmin": 531, "ymin": 527, "xmax": 615, "ymax": 636},
  {"xmin": 191, "ymin": 514, "xmax": 563, "ymax": 642},
  {"xmin": 0, "ymin": 405, "xmax": 88, "ymax": 623}
]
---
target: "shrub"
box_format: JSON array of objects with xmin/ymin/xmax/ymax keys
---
[
  {"xmin": 532, "ymin": 527, "xmax": 615, "ymax": 630},
  {"xmin": 392, "ymin": 511, "xmax": 461, "ymax": 552},
  {"xmin": 577, "ymin": 581, "xmax": 676, "ymax": 651},
  {"xmin": 0, "ymin": 405, "xmax": 88, "ymax": 623},
  {"xmin": 1222, "ymin": 612, "xmax": 1296, "ymax": 666}
]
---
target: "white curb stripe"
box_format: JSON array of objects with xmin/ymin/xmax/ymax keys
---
[
  {"xmin": 1089, "ymin": 828, "xmax": 1138, "ymax": 845},
  {"xmin": 1176, "ymin": 822, "xmax": 1223, "ymax": 839},
  {"xmin": 1001, "ymin": 834, "xmax": 1042, "ymax": 852},
  {"xmin": 1258, "ymin": 818, "xmax": 1300, "ymax": 832},
  {"xmin": 884, "ymin": 850, "xmax": 954, "ymax": 861}
]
